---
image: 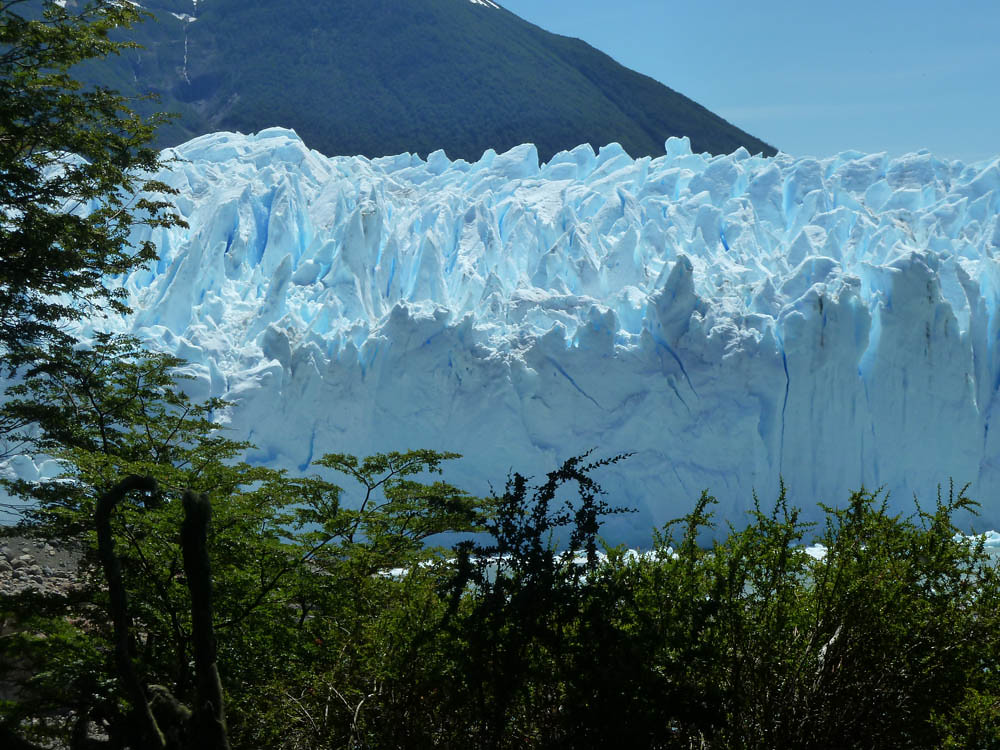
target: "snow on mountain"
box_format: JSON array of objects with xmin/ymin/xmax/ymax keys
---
[{"xmin": 27, "ymin": 129, "xmax": 1000, "ymax": 541}]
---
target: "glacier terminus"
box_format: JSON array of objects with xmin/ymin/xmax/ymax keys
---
[{"xmin": 19, "ymin": 128, "xmax": 1000, "ymax": 543}]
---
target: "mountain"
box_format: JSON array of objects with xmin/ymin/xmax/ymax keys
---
[
  {"xmin": 13, "ymin": 130, "xmax": 995, "ymax": 543},
  {"xmin": 61, "ymin": 0, "xmax": 775, "ymax": 161}
]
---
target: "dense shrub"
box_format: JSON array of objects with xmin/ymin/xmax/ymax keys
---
[{"xmin": 381, "ymin": 477, "xmax": 1000, "ymax": 750}]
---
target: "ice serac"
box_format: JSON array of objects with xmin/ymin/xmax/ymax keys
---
[{"xmin": 79, "ymin": 130, "xmax": 1000, "ymax": 542}]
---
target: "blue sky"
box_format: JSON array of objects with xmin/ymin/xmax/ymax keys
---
[{"xmin": 499, "ymin": 0, "xmax": 999, "ymax": 163}]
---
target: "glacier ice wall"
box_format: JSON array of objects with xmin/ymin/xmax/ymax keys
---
[{"xmin": 77, "ymin": 129, "xmax": 1000, "ymax": 540}]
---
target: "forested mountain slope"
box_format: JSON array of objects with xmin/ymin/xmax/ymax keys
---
[{"xmin": 56, "ymin": 0, "xmax": 776, "ymax": 161}]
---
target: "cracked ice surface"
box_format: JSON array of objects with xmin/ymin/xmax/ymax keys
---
[{"xmin": 79, "ymin": 129, "xmax": 1000, "ymax": 541}]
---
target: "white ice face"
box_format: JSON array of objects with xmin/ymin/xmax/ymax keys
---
[{"xmin": 55, "ymin": 128, "xmax": 1000, "ymax": 541}]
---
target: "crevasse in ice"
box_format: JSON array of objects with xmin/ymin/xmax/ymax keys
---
[{"xmin": 36, "ymin": 128, "xmax": 1000, "ymax": 541}]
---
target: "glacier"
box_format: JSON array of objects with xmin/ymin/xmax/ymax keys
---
[{"xmin": 13, "ymin": 128, "xmax": 1000, "ymax": 543}]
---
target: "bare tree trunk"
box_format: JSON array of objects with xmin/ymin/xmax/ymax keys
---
[
  {"xmin": 95, "ymin": 480, "xmax": 230, "ymax": 750},
  {"xmin": 95, "ymin": 475, "xmax": 167, "ymax": 750},
  {"xmin": 180, "ymin": 491, "xmax": 230, "ymax": 750}
]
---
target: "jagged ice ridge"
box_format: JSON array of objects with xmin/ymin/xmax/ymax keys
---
[{"xmin": 13, "ymin": 128, "xmax": 1000, "ymax": 542}]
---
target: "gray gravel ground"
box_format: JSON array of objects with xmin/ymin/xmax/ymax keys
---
[{"xmin": 0, "ymin": 533, "xmax": 85, "ymax": 597}]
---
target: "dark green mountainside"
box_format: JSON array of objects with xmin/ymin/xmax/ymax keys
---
[{"xmin": 60, "ymin": 0, "xmax": 777, "ymax": 162}]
